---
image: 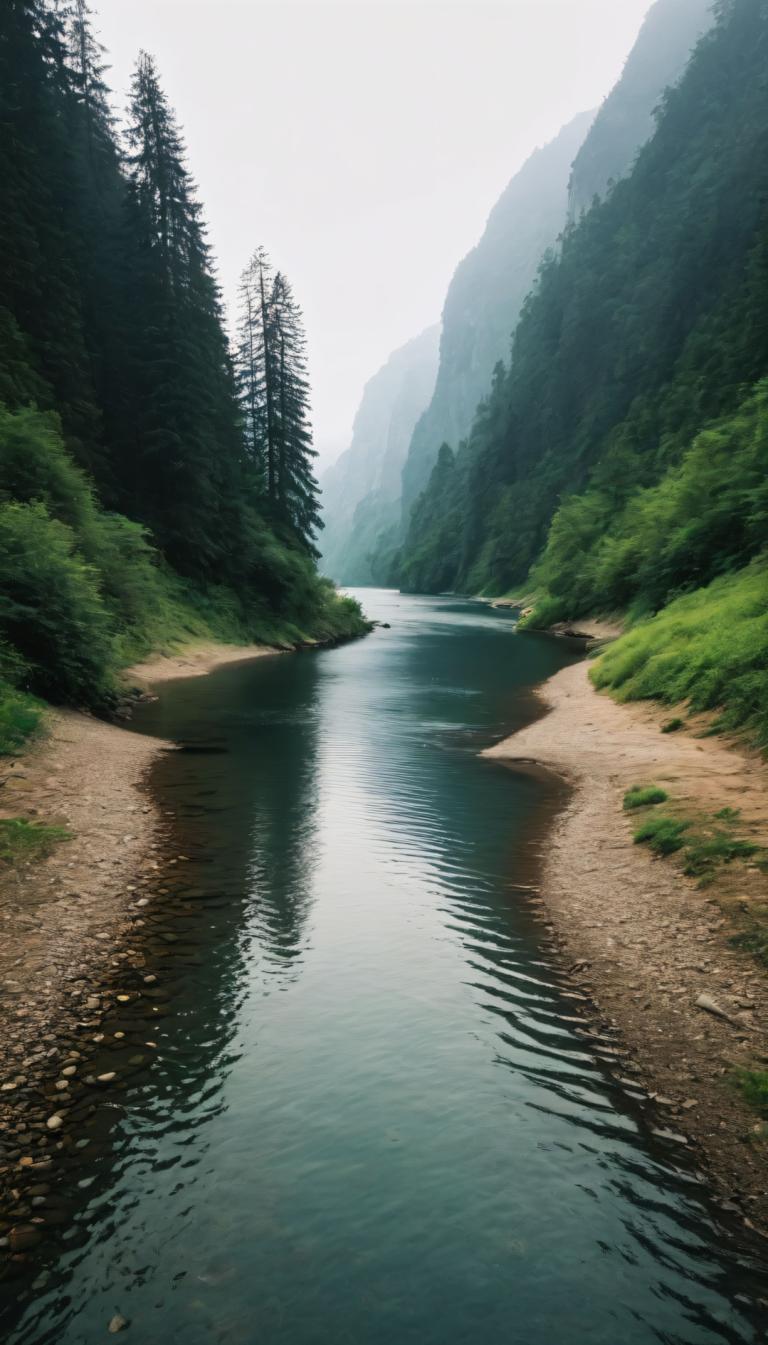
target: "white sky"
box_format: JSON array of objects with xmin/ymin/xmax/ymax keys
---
[{"xmin": 95, "ymin": 0, "xmax": 651, "ymax": 469}]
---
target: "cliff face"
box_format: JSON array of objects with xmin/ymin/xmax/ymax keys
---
[
  {"xmin": 319, "ymin": 325, "xmax": 439, "ymax": 584},
  {"xmin": 400, "ymin": 110, "xmax": 594, "ymax": 514},
  {"xmin": 568, "ymin": 0, "xmax": 714, "ymax": 219}
]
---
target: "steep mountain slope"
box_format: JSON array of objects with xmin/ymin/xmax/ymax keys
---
[
  {"xmin": 568, "ymin": 0, "xmax": 714, "ymax": 218},
  {"xmin": 395, "ymin": 0, "xmax": 768, "ymax": 664},
  {"xmin": 400, "ymin": 112, "xmax": 593, "ymax": 515},
  {"xmin": 398, "ymin": 0, "xmax": 716, "ymax": 533},
  {"xmin": 319, "ymin": 326, "xmax": 439, "ymax": 584}
]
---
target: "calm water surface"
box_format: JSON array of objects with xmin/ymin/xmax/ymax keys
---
[{"xmin": 3, "ymin": 592, "xmax": 766, "ymax": 1343}]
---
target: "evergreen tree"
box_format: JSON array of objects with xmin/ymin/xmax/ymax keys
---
[
  {"xmin": 120, "ymin": 51, "xmax": 245, "ymax": 577},
  {"xmin": 234, "ymin": 251, "xmax": 321, "ymax": 552}
]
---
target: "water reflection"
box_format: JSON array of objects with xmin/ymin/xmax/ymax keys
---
[{"xmin": 2, "ymin": 593, "xmax": 766, "ymax": 1344}]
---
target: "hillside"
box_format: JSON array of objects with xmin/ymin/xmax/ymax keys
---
[
  {"xmin": 396, "ymin": 0, "xmax": 768, "ymax": 743},
  {"xmin": 400, "ymin": 111, "xmax": 594, "ymax": 515},
  {"xmin": 319, "ymin": 326, "xmax": 439, "ymax": 585},
  {"xmin": 0, "ymin": 1, "xmax": 365, "ymax": 742},
  {"xmin": 568, "ymin": 0, "xmax": 714, "ymax": 218}
]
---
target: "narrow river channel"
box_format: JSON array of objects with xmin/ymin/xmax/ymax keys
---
[{"xmin": 3, "ymin": 593, "xmax": 766, "ymax": 1343}]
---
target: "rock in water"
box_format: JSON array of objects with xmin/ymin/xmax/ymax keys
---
[{"xmin": 108, "ymin": 1314, "xmax": 128, "ymax": 1334}]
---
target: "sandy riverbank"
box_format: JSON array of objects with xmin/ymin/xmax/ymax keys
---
[
  {"xmin": 485, "ymin": 660, "xmax": 768, "ymax": 1229},
  {"xmin": 0, "ymin": 641, "xmax": 282, "ymax": 1174},
  {"xmin": 125, "ymin": 639, "xmax": 281, "ymax": 688}
]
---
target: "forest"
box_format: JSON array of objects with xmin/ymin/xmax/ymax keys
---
[
  {"xmin": 0, "ymin": 0, "xmax": 365, "ymax": 744},
  {"xmin": 392, "ymin": 0, "xmax": 768, "ymax": 743}
]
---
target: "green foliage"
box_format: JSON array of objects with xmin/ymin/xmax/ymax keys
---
[
  {"xmin": 0, "ymin": 679, "xmax": 42, "ymax": 755},
  {"xmin": 0, "ymin": 500, "xmax": 114, "ymax": 703},
  {"xmin": 396, "ymin": 0, "xmax": 768, "ymax": 690},
  {"xmin": 682, "ymin": 832, "xmax": 759, "ymax": 879},
  {"xmin": 0, "ymin": 17, "xmax": 365, "ymax": 720},
  {"xmin": 661, "ymin": 718, "xmax": 685, "ymax": 734},
  {"xmin": 731, "ymin": 924, "xmax": 768, "ymax": 969},
  {"xmin": 715, "ymin": 806, "xmax": 742, "ymax": 822},
  {"xmin": 734, "ymin": 1069, "xmax": 768, "ymax": 1115},
  {"xmin": 623, "ymin": 785, "xmax": 669, "ymax": 810},
  {"xmin": 0, "ymin": 817, "xmax": 70, "ymax": 865},
  {"xmin": 591, "ymin": 560, "xmax": 768, "ymax": 745},
  {"xmin": 633, "ymin": 815, "xmax": 691, "ymax": 856}
]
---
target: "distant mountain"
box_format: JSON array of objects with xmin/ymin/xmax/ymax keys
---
[
  {"xmin": 319, "ymin": 325, "xmax": 439, "ymax": 584},
  {"xmin": 568, "ymin": 0, "xmax": 714, "ymax": 219},
  {"xmin": 400, "ymin": 110, "xmax": 594, "ymax": 514}
]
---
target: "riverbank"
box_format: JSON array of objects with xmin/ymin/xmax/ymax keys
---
[
  {"xmin": 0, "ymin": 641, "xmax": 290, "ymax": 1212},
  {"xmin": 485, "ymin": 660, "xmax": 768, "ymax": 1230},
  {"xmin": 125, "ymin": 639, "xmax": 281, "ymax": 689}
]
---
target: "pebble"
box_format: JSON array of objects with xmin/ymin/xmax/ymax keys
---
[
  {"xmin": 45, "ymin": 1116, "xmax": 63, "ymax": 1132},
  {"xmin": 108, "ymin": 1314, "xmax": 128, "ymax": 1334},
  {"xmin": 96, "ymin": 1073, "xmax": 116, "ymax": 1085}
]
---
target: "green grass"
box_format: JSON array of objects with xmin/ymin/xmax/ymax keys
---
[
  {"xmin": 591, "ymin": 559, "xmax": 768, "ymax": 747},
  {"xmin": 735, "ymin": 1069, "xmax": 768, "ymax": 1115},
  {"xmin": 0, "ymin": 817, "xmax": 70, "ymax": 865},
  {"xmin": 683, "ymin": 832, "xmax": 759, "ymax": 879},
  {"xmin": 731, "ymin": 923, "xmax": 768, "ymax": 968},
  {"xmin": 633, "ymin": 815, "xmax": 691, "ymax": 855},
  {"xmin": 0, "ymin": 678, "xmax": 43, "ymax": 755},
  {"xmin": 624, "ymin": 784, "xmax": 669, "ymax": 810},
  {"xmin": 661, "ymin": 718, "xmax": 685, "ymax": 734},
  {"xmin": 715, "ymin": 806, "xmax": 742, "ymax": 822}
]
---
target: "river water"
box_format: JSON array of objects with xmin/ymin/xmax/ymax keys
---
[{"xmin": 3, "ymin": 592, "xmax": 766, "ymax": 1343}]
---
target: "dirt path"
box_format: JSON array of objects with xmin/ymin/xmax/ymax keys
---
[{"xmin": 485, "ymin": 659, "xmax": 768, "ymax": 1230}]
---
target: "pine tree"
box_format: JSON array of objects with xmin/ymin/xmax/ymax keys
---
[
  {"xmin": 120, "ymin": 51, "xmax": 245, "ymax": 578},
  {"xmin": 271, "ymin": 273, "xmax": 322, "ymax": 552},
  {"xmin": 234, "ymin": 251, "xmax": 321, "ymax": 552},
  {"xmin": 0, "ymin": 0, "xmax": 100, "ymax": 456}
]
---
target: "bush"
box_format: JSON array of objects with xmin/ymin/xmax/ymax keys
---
[
  {"xmin": 0, "ymin": 501, "xmax": 114, "ymax": 703},
  {"xmin": 634, "ymin": 815, "xmax": 690, "ymax": 855},
  {"xmin": 735, "ymin": 1069, "xmax": 768, "ymax": 1115},
  {"xmin": 624, "ymin": 785, "xmax": 669, "ymax": 809}
]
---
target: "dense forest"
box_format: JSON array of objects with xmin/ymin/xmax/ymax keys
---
[
  {"xmin": 394, "ymin": 0, "xmax": 768, "ymax": 743},
  {"xmin": 0, "ymin": 0, "xmax": 364, "ymax": 739},
  {"xmin": 322, "ymin": 0, "xmax": 714, "ymax": 591}
]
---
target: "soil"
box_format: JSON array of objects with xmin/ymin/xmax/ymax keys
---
[{"xmin": 485, "ymin": 659, "xmax": 768, "ymax": 1233}]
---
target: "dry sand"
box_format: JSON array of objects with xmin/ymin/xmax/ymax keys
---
[
  {"xmin": 125, "ymin": 640, "xmax": 280, "ymax": 688},
  {"xmin": 486, "ymin": 660, "xmax": 768, "ymax": 1229}
]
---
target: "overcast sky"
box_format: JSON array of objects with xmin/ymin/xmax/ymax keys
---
[{"xmin": 96, "ymin": 0, "xmax": 651, "ymax": 468}]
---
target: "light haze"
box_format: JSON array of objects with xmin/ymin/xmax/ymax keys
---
[{"xmin": 95, "ymin": 0, "xmax": 652, "ymax": 468}]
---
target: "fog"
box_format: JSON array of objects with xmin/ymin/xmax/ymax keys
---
[{"xmin": 95, "ymin": 0, "xmax": 652, "ymax": 469}]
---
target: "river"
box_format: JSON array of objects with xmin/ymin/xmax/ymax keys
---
[{"xmin": 3, "ymin": 592, "xmax": 766, "ymax": 1343}]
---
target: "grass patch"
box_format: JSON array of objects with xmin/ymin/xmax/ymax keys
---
[
  {"xmin": 633, "ymin": 815, "xmax": 690, "ymax": 855},
  {"xmin": 0, "ymin": 817, "xmax": 71, "ymax": 865},
  {"xmin": 715, "ymin": 806, "xmax": 742, "ymax": 822},
  {"xmin": 624, "ymin": 784, "xmax": 669, "ymax": 810},
  {"xmin": 591, "ymin": 559, "xmax": 768, "ymax": 748},
  {"xmin": 735, "ymin": 1069, "xmax": 768, "ymax": 1116},
  {"xmin": 731, "ymin": 924, "xmax": 768, "ymax": 968},
  {"xmin": 661, "ymin": 718, "xmax": 684, "ymax": 734},
  {"xmin": 0, "ymin": 679, "xmax": 43, "ymax": 755},
  {"xmin": 683, "ymin": 832, "xmax": 759, "ymax": 879}
]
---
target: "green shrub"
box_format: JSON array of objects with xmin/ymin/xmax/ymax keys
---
[
  {"xmin": 735, "ymin": 1069, "xmax": 768, "ymax": 1115},
  {"xmin": 683, "ymin": 832, "xmax": 759, "ymax": 878},
  {"xmin": 624, "ymin": 785, "xmax": 669, "ymax": 810},
  {"xmin": 661, "ymin": 718, "xmax": 684, "ymax": 734},
  {"xmin": 715, "ymin": 806, "xmax": 742, "ymax": 822},
  {"xmin": 0, "ymin": 501, "xmax": 114, "ymax": 703},
  {"xmin": 634, "ymin": 815, "xmax": 691, "ymax": 855},
  {"xmin": 0, "ymin": 817, "xmax": 70, "ymax": 864}
]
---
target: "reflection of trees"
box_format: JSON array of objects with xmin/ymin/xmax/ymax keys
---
[{"xmin": 1, "ymin": 654, "xmax": 323, "ymax": 1342}]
